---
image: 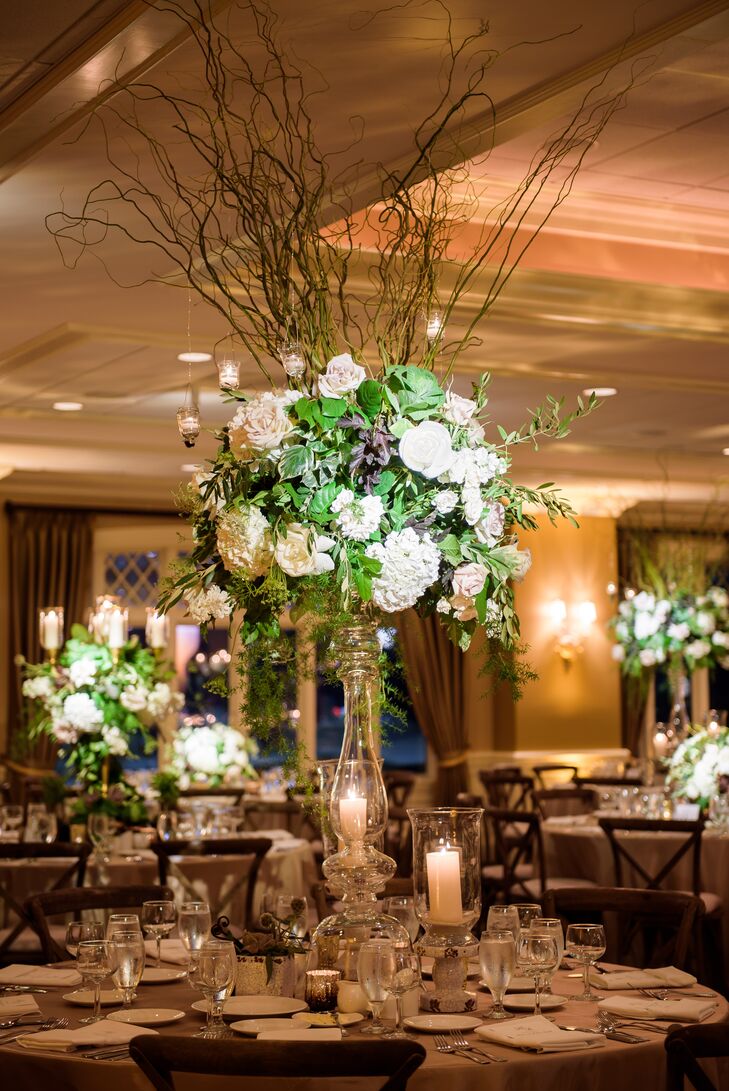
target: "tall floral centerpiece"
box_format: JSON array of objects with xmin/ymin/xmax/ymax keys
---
[
  {"xmin": 170, "ymin": 716, "xmax": 258, "ymax": 788},
  {"xmin": 667, "ymin": 724, "xmax": 729, "ymax": 810}
]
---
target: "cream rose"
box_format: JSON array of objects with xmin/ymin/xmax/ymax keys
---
[
  {"xmin": 275, "ymin": 524, "xmax": 335, "ymax": 577},
  {"xmin": 228, "ymin": 397, "xmax": 293, "ymax": 459},
  {"xmin": 451, "ymin": 562, "xmax": 487, "ymax": 601},
  {"xmin": 443, "ymin": 390, "xmax": 478, "ymax": 426},
  {"xmin": 317, "ymin": 353, "xmax": 366, "ymax": 398},
  {"xmin": 399, "ymin": 421, "xmax": 454, "ymax": 479}
]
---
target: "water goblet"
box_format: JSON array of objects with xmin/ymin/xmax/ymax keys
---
[
  {"xmin": 529, "ymin": 917, "xmax": 564, "ymax": 993},
  {"xmin": 357, "ymin": 939, "xmax": 392, "ymax": 1035},
  {"xmin": 516, "ymin": 933, "xmax": 559, "ymax": 1016},
  {"xmin": 378, "ymin": 945, "xmax": 421, "ymax": 1039},
  {"xmin": 106, "ymin": 913, "xmax": 141, "ymax": 940},
  {"xmin": 383, "ymin": 896, "xmax": 419, "ymax": 943},
  {"xmin": 77, "ymin": 939, "xmax": 112, "ymax": 1023},
  {"xmin": 479, "ymin": 929, "xmax": 515, "ymax": 1020},
  {"xmin": 178, "ymin": 901, "xmax": 212, "ymax": 952},
  {"xmin": 487, "ymin": 904, "xmax": 520, "ymax": 942},
  {"xmin": 194, "ymin": 939, "xmax": 237, "ymax": 1039},
  {"xmin": 141, "ymin": 899, "xmax": 177, "ymax": 966},
  {"xmin": 110, "ymin": 930, "xmax": 145, "ymax": 1008},
  {"xmin": 565, "ymin": 923, "xmax": 606, "ymax": 1001},
  {"xmin": 66, "ymin": 920, "xmax": 105, "ymax": 958},
  {"xmin": 511, "ymin": 903, "xmax": 542, "ymax": 933}
]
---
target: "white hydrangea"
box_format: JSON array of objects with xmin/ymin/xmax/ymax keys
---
[
  {"xmin": 708, "ymin": 587, "xmax": 728, "ymax": 608},
  {"xmin": 695, "ymin": 610, "xmax": 716, "ymax": 635},
  {"xmin": 187, "ymin": 585, "xmax": 233, "ymax": 624},
  {"xmin": 633, "ymin": 591, "xmax": 656, "ymax": 613},
  {"xmin": 120, "ymin": 685, "xmax": 150, "ymax": 713},
  {"xmin": 63, "ymin": 692, "xmax": 103, "ymax": 733},
  {"xmin": 686, "ymin": 639, "xmax": 712, "ymax": 661},
  {"xmin": 634, "ymin": 612, "xmax": 661, "ymax": 641},
  {"xmin": 474, "ymin": 503, "xmax": 505, "ymax": 547},
  {"xmin": 102, "ymin": 725, "xmax": 129, "ymax": 757},
  {"xmin": 462, "ymin": 486, "xmax": 484, "ymax": 526},
  {"xmin": 22, "ymin": 675, "xmax": 54, "ymax": 700},
  {"xmin": 433, "ymin": 490, "xmax": 458, "ymax": 515},
  {"xmin": 712, "ymin": 631, "xmax": 729, "ymax": 648},
  {"xmin": 366, "ymin": 529, "xmax": 441, "ymax": 613},
  {"xmin": 68, "ymin": 657, "xmax": 97, "ymax": 688},
  {"xmin": 216, "ymin": 505, "xmax": 273, "ymax": 578},
  {"xmin": 638, "ymin": 648, "xmax": 657, "ymax": 667},
  {"xmin": 331, "ymin": 489, "xmax": 384, "ymax": 541},
  {"xmin": 668, "ymin": 622, "xmax": 690, "ymax": 642}
]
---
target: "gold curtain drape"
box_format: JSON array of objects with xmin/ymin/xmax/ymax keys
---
[
  {"xmin": 396, "ymin": 610, "xmax": 468, "ymax": 804},
  {"xmin": 7, "ymin": 505, "xmax": 93, "ymax": 764}
]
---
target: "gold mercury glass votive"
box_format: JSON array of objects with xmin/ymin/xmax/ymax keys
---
[{"xmin": 304, "ymin": 969, "xmax": 340, "ymax": 1012}]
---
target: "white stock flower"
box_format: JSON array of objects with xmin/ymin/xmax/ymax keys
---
[
  {"xmin": 275, "ymin": 524, "xmax": 335, "ymax": 576},
  {"xmin": 695, "ymin": 610, "xmax": 716, "ymax": 635},
  {"xmin": 445, "ymin": 446, "xmax": 505, "ymax": 488},
  {"xmin": 331, "ymin": 489, "xmax": 384, "ymax": 541},
  {"xmin": 63, "ymin": 692, "xmax": 103, "ymax": 733},
  {"xmin": 102, "ymin": 725, "xmax": 129, "ymax": 757},
  {"xmin": 634, "ymin": 612, "xmax": 661, "ymax": 641},
  {"xmin": 686, "ymin": 639, "xmax": 711, "ymax": 661},
  {"xmin": 317, "ymin": 354, "xmax": 366, "ymax": 398},
  {"xmin": 22, "ymin": 676, "xmax": 54, "ymax": 700},
  {"xmin": 216, "ymin": 505, "xmax": 273, "ymax": 579},
  {"xmin": 262, "ymin": 389, "xmax": 302, "ymax": 408},
  {"xmin": 228, "ymin": 396, "xmax": 293, "ymax": 459},
  {"xmin": 147, "ymin": 683, "xmax": 183, "ymax": 722},
  {"xmin": 638, "ymin": 648, "xmax": 657, "ymax": 667},
  {"xmin": 462, "ymin": 486, "xmax": 484, "ymax": 526},
  {"xmin": 187, "ymin": 585, "xmax": 233, "ymax": 625},
  {"xmin": 366, "ymin": 529, "xmax": 440, "ymax": 613},
  {"xmin": 443, "ymin": 390, "xmax": 477, "ymax": 426},
  {"xmin": 474, "ymin": 503, "xmax": 505, "ymax": 547},
  {"xmin": 433, "ymin": 490, "xmax": 458, "ymax": 515},
  {"xmin": 399, "ymin": 421, "xmax": 454, "ymax": 479},
  {"xmin": 668, "ymin": 622, "xmax": 690, "ymax": 642},
  {"xmin": 120, "ymin": 685, "xmax": 149, "ymax": 713},
  {"xmin": 68, "ymin": 658, "xmax": 97, "ymax": 688},
  {"xmin": 611, "ymin": 644, "xmax": 626, "ymax": 662}
]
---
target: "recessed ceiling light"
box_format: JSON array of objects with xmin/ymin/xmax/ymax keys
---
[
  {"xmin": 582, "ymin": 387, "xmax": 617, "ymax": 398},
  {"xmin": 177, "ymin": 351, "xmax": 212, "ymax": 363},
  {"xmin": 181, "ymin": 463, "xmax": 202, "ymax": 473},
  {"xmin": 53, "ymin": 401, "xmax": 83, "ymax": 411}
]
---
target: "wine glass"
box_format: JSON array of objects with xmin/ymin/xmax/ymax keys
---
[
  {"xmin": 377, "ymin": 945, "xmax": 421, "ymax": 1039},
  {"xmin": 110, "ymin": 930, "xmax": 145, "ymax": 1008},
  {"xmin": 106, "ymin": 913, "xmax": 141, "ymax": 940},
  {"xmin": 486, "ymin": 904, "xmax": 519, "ymax": 941},
  {"xmin": 357, "ymin": 939, "xmax": 392, "ymax": 1035},
  {"xmin": 157, "ymin": 811, "xmax": 178, "ymax": 841},
  {"xmin": 66, "ymin": 920, "xmax": 105, "ymax": 958},
  {"xmin": 141, "ymin": 900, "xmax": 177, "ymax": 966},
  {"xmin": 511, "ymin": 903, "xmax": 542, "ymax": 934},
  {"xmin": 383, "ymin": 896, "xmax": 419, "ymax": 943},
  {"xmin": 178, "ymin": 901, "xmax": 212, "ymax": 953},
  {"xmin": 77, "ymin": 939, "xmax": 112, "ymax": 1023},
  {"xmin": 516, "ymin": 933, "xmax": 559, "ymax": 1016},
  {"xmin": 194, "ymin": 939, "xmax": 237, "ymax": 1039},
  {"xmin": 35, "ymin": 811, "xmax": 57, "ymax": 843},
  {"xmin": 565, "ymin": 923, "xmax": 606, "ymax": 1002},
  {"xmin": 275, "ymin": 894, "xmax": 308, "ymax": 940},
  {"xmin": 88, "ymin": 812, "xmax": 113, "ymax": 854},
  {"xmin": 529, "ymin": 917, "xmax": 564, "ymax": 994},
  {"xmin": 479, "ymin": 929, "xmax": 515, "ymax": 1020},
  {"xmin": 1, "ymin": 805, "xmax": 23, "ymax": 841}
]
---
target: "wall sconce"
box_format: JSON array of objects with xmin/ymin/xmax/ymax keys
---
[{"xmin": 548, "ymin": 598, "xmax": 597, "ymax": 665}]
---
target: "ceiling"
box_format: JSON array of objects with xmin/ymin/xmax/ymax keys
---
[{"xmin": 1, "ymin": 0, "xmax": 728, "ymax": 514}]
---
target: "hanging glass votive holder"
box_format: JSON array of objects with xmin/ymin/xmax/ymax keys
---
[
  {"xmin": 425, "ymin": 309, "xmax": 444, "ymax": 343},
  {"xmin": 177, "ymin": 404, "xmax": 201, "ymax": 447},
  {"xmin": 278, "ymin": 339, "xmax": 306, "ymax": 379},
  {"xmin": 39, "ymin": 606, "xmax": 64, "ymax": 664},
  {"xmin": 217, "ymin": 357, "xmax": 240, "ymax": 390},
  {"xmin": 146, "ymin": 608, "xmax": 169, "ymax": 651}
]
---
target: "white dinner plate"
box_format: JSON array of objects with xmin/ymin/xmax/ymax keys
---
[
  {"xmin": 503, "ymin": 993, "xmax": 567, "ymax": 1012},
  {"xmin": 291, "ymin": 1012, "xmax": 364, "ymax": 1028},
  {"xmin": 503, "ymin": 976, "xmax": 537, "ymax": 993},
  {"xmin": 108, "ymin": 1008, "xmax": 185, "ymax": 1027},
  {"xmin": 191, "ymin": 996, "xmax": 309, "ymax": 1018},
  {"xmin": 141, "ymin": 968, "xmax": 188, "ymax": 985},
  {"xmin": 231, "ymin": 1018, "xmax": 299, "ymax": 1036},
  {"xmin": 403, "ymin": 1014, "xmax": 483, "ymax": 1034},
  {"xmin": 63, "ymin": 989, "xmax": 124, "ymax": 1007},
  {"xmin": 420, "ymin": 957, "xmax": 480, "ymax": 979},
  {"xmin": 258, "ymin": 1028, "xmax": 342, "ymax": 1041}
]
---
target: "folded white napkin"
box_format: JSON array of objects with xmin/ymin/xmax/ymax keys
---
[
  {"xmin": 144, "ymin": 939, "xmax": 189, "ymax": 965},
  {"xmin": 0, "ymin": 994, "xmax": 40, "ymax": 1018},
  {"xmin": 476, "ymin": 1015, "xmax": 603, "ymax": 1053},
  {"xmin": 590, "ymin": 966, "xmax": 697, "ymax": 991},
  {"xmin": 0, "ymin": 965, "xmax": 81, "ymax": 988},
  {"xmin": 16, "ymin": 1021, "xmax": 158, "ymax": 1052},
  {"xmin": 598, "ymin": 995, "xmax": 716, "ymax": 1023},
  {"xmin": 257, "ymin": 1028, "xmax": 342, "ymax": 1041}
]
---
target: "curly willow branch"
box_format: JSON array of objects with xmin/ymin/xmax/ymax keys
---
[{"xmin": 46, "ymin": 0, "xmax": 642, "ymax": 380}]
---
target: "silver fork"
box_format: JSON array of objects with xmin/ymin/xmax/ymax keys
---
[
  {"xmin": 0, "ymin": 1017, "xmax": 69, "ymax": 1043},
  {"xmin": 433, "ymin": 1034, "xmax": 488, "ymax": 1064},
  {"xmin": 449, "ymin": 1030, "xmax": 505, "ymax": 1062}
]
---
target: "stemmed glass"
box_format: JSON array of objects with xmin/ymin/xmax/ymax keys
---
[
  {"xmin": 357, "ymin": 939, "xmax": 392, "ymax": 1035},
  {"xmin": 1, "ymin": 805, "xmax": 23, "ymax": 841},
  {"xmin": 377, "ymin": 945, "xmax": 421, "ymax": 1040},
  {"xmin": 194, "ymin": 939, "xmax": 238, "ymax": 1039},
  {"xmin": 511, "ymin": 904, "xmax": 542, "ymax": 933},
  {"xmin": 110, "ymin": 930, "xmax": 145, "ymax": 1008},
  {"xmin": 516, "ymin": 933, "xmax": 559, "ymax": 1016},
  {"xmin": 66, "ymin": 920, "xmax": 105, "ymax": 957},
  {"xmin": 565, "ymin": 923, "xmax": 606, "ymax": 1002},
  {"xmin": 178, "ymin": 901, "xmax": 212, "ymax": 953},
  {"xmin": 88, "ymin": 812, "xmax": 112, "ymax": 851},
  {"xmin": 77, "ymin": 939, "xmax": 112, "ymax": 1023},
  {"xmin": 479, "ymin": 929, "xmax": 515, "ymax": 1020},
  {"xmin": 486, "ymin": 904, "xmax": 519, "ymax": 941},
  {"xmin": 106, "ymin": 913, "xmax": 141, "ymax": 940},
  {"xmin": 383, "ymin": 896, "xmax": 419, "ymax": 943},
  {"xmin": 141, "ymin": 900, "xmax": 177, "ymax": 966},
  {"xmin": 529, "ymin": 917, "xmax": 564, "ymax": 994}
]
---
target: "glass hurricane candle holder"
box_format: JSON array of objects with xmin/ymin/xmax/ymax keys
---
[
  {"xmin": 217, "ymin": 357, "xmax": 240, "ymax": 390},
  {"xmin": 278, "ymin": 339, "xmax": 306, "ymax": 379},
  {"xmin": 177, "ymin": 404, "xmax": 201, "ymax": 447},
  {"xmin": 408, "ymin": 806, "xmax": 482, "ymax": 1012},
  {"xmin": 145, "ymin": 608, "xmax": 169, "ymax": 651},
  {"xmin": 424, "ymin": 309, "xmax": 444, "ymax": 343},
  {"xmin": 39, "ymin": 606, "xmax": 64, "ymax": 664},
  {"xmin": 88, "ymin": 595, "xmax": 121, "ymax": 643}
]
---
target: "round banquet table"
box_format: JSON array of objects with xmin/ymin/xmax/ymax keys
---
[
  {"xmin": 1, "ymin": 967, "xmax": 727, "ymax": 1091},
  {"xmin": 542, "ymin": 816, "xmax": 729, "ymax": 980}
]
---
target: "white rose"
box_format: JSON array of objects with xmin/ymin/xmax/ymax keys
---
[
  {"xmin": 716, "ymin": 749, "xmax": 729, "ymax": 776},
  {"xmin": 451, "ymin": 562, "xmax": 487, "ymax": 601},
  {"xmin": 462, "ymin": 486, "xmax": 483, "ymax": 526},
  {"xmin": 615, "ymin": 621, "xmax": 629, "ymax": 641},
  {"xmin": 511, "ymin": 547, "xmax": 532, "ymax": 583},
  {"xmin": 228, "ymin": 396, "xmax": 293, "ymax": 459},
  {"xmin": 611, "ymin": 644, "xmax": 626, "ymax": 662},
  {"xmin": 633, "ymin": 592, "xmax": 655, "ymax": 612},
  {"xmin": 634, "ymin": 612, "xmax": 660, "ymax": 641},
  {"xmin": 63, "ymin": 692, "xmax": 103, "ymax": 732},
  {"xmin": 275, "ymin": 524, "xmax": 335, "ymax": 576},
  {"xmin": 668, "ymin": 622, "xmax": 690, "ymax": 642},
  {"xmin": 68, "ymin": 658, "xmax": 97, "ymax": 688},
  {"xmin": 120, "ymin": 685, "xmax": 149, "ymax": 712},
  {"xmin": 399, "ymin": 421, "xmax": 454, "ymax": 479},
  {"xmin": 711, "ymin": 631, "xmax": 729, "ymax": 648},
  {"xmin": 474, "ymin": 503, "xmax": 505, "ymax": 546},
  {"xmin": 639, "ymin": 648, "xmax": 657, "ymax": 667},
  {"xmin": 695, "ymin": 610, "xmax": 716, "ymax": 635},
  {"xmin": 443, "ymin": 390, "xmax": 477, "ymax": 426},
  {"xmin": 686, "ymin": 639, "xmax": 711, "ymax": 661},
  {"xmin": 433, "ymin": 489, "xmax": 458, "ymax": 515},
  {"xmin": 22, "ymin": 676, "xmax": 54, "ymax": 700},
  {"xmin": 317, "ymin": 353, "xmax": 366, "ymax": 398}
]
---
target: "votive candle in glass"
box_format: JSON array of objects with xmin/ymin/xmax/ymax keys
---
[
  {"xmin": 39, "ymin": 606, "xmax": 64, "ymax": 652},
  {"xmin": 145, "ymin": 608, "xmax": 169, "ymax": 650},
  {"xmin": 217, "ymin": 358, "xmax": 240, "ymax": 390},
  {"xmin": 304, "ymin": 969, "xmax": 340, "ymax": 1012},
  {"xmin": 107, "ymin": 606, "xmax": 128, "ymax": 649}
]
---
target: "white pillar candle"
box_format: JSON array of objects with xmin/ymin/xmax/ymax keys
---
[
  {"xmin": 147, "ymin": 612, "xmax": 168, "ymax": 649},
  {"xmin": 653, "ymin": 730, "xmax": 669, "ymax": 758},
  {"xmin": 339, "ymin": 795, "xmax": 367, "ymax": 840},
  {"xmin": 41, "ymin": 610, "xmax": 61, "ymax": 650},
  {"xmin": 426, "ymin": 848, "xmax": 463, "ymax": 924},
  {"xmin": 107, "ymin": 608, "xmax": 127, "ymax": 649}
]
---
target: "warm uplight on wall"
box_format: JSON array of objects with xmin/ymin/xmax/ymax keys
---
[{"xmin": 547, "ymin": 598, "xmax": 597, "ymax": 665}]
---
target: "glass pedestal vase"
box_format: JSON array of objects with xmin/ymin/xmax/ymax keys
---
[
  {"xmin": 311, "ymin": 622, "xmax": 409, "ymax": 981},
  {"xmin": 668, "ymin": 661, "xmax": 690, "ymax": 747},
  {"xmin": 408, "ymin": 807, "xmax": 483, "ymax": 1013}
]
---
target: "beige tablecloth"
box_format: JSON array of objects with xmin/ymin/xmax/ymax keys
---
[{"xmin": 0, "ymin": 968, "xmax": 726, "ymax": 1090}]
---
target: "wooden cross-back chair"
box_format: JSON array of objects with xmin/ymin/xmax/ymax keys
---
[
  {"xmin": 597, "ymin": 817, "xmax": 705, "ymax": 896},
  {"xmin": 150, "ymin": 837, "xmax": 271, "ymax": 926},
  {"xmin": 531, "ymin": 763, "xmax": 578, "ymax": 789},
  {"xmin": 533, "ymin": 787, "xmax": 596, "ymax": 820},
  {"xmin": 665, "ymin": 1024, "xmax": 729, "ymax": 1091},
  {"xmin": 0, "ymin": 842, "xmax": 90, "ymax": 957},
  {"xmin": 483, "ymin": 807, "xmax": 597, "ymax": 903},
  {"xmin": 478, "ymin": 771, "xmax": 534, "ymax": 812}
]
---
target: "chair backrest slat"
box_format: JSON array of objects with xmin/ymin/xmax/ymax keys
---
[
  {"xmin": 151, "ymin": 837, "xmax": 272, "ymax": 926},
  {"xmin": 479, "ymin": 772, "xmax": 534, "ymax": 811},
  {"xmin": 598, "ymin": 818, "xmax": 704, "ymax": 895},
  {"xmin": 484, "ymin": 806, "xmax": 546, "ymax": 897},
  {"xmin": 665, "ymin": 1024, "xmax": 729, "ymax": 1091}
]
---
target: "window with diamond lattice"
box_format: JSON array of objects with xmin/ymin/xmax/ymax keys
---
[{"xmin": 103, "ymin": 552, "xmax": 160, "ymax": 605}]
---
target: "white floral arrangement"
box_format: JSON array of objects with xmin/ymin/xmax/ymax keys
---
[
  {"xmin": 170, "ymin": 717, "xmax": 258, "ymax": 787},
  {"xmin": 667, "ymin": 725, "xmax": 729, "ymax": 809},
  {"xmin": 610, "ymin": 586, "xmax": 729, "ymax": 676}
]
